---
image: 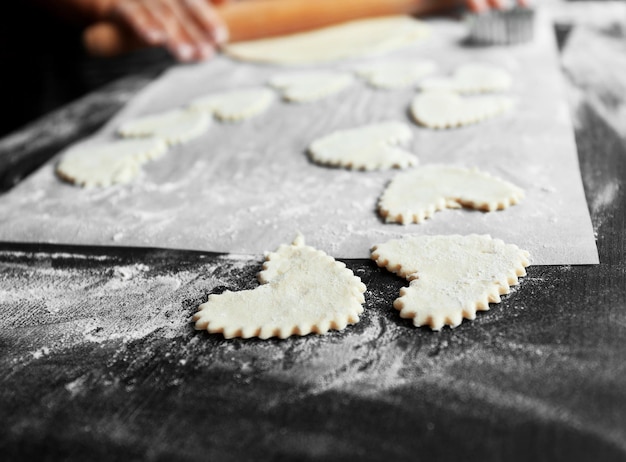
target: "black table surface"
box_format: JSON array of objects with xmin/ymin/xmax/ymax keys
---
[{"xmin": 1, "ymin": 7, "xmax": 625, "ymax": 462}]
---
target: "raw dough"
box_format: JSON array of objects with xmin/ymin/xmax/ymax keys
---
[
  {"xmin": 371, "ymin": 234, "xmax": 530, "ymax": 330},
  {"xmin": 193, "ymin": 235, "xmax": 366, "ymax": 339},
  {"xmin": 410, "ymin": 90, "xmax": 514, "ymax": 129},
  {"xmin": 354, "ymin": 60, "xmax": 437, "ymax": 89},
  {"xmin": 189, "ymin": 88, "xmax": 274, "ymax": 121},
  {"xmin": 308, "ymin": 121, "xmax": 417, "ymax": 170},
  {"xmin": 56, "ymin": 139, "xmax": 167, "ymax": 188},
  {"xmin": 224, "ymin": 16, "xmax": 430, "ymax": 65},
  {"xmin": 118, "ymin": 109, "xmax": 210, "ymax": 145},
  {"xmin": 420, "ymin": 63, "xmax": 513, "ymax": 93},
  {"xmin": 269, "ymin": 71, "xmax": 355, "ymax": 102},
  {"xmin": 378, "ymin": 165, "xmax": 523, "ymax": 224}
]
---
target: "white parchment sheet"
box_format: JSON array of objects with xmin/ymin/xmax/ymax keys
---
[{"xmin": 0, "ymin": 12, "xmax": 599, "ymax": 265}]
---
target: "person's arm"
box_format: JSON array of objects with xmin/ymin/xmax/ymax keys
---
[{"xmin": 34, "ymin": 0, "xmax": 228, "ymax": 61}]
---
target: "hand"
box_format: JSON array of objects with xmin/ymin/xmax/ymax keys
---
[
  {"xmin": 466, "ymin": 0, "xmax": 529, "ymax": 13},
  {"xmin": 111, "ymin": 0, "xmax": 229, "ymax": 61}
]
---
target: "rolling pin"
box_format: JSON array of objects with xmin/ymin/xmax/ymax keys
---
[{"xmin": 84, "ymin": 0, "xmax": 464, "ymax": 57}]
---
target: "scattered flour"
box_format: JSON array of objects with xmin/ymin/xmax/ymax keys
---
[
  {"xmin": 65, "ymin": 374, "xmax": 89, "ymax": 397},
  {"xmin": 31, "ymin": 347, "xmax": 50, "ymax": 359},
  {"xmin": 0, "ymin": 251, "xmax": 259, "ymax": 362}
]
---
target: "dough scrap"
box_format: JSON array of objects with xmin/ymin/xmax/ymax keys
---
[
  {"xmin": 224, "ymin": 16, "xmax": 430, "ymax": 65},
  {"xmin": 354, "ymin": 60, "xmax": 437, "ymax": 89},
  {"xmin": 118, "ymin": 109, "xmax": 210, "ymax": 145},
  {"xmin": 193, "ymin": 235, "xmax": 366, "ymax": 339},
  {"xmin": 308, "ymin": 121, "xmax": 417, "ymax": 171},
  {"xmin": 56, "ymin": 139, "xmax": 167, "ymax": 188},
  {"xmin": 410, "ymin": 90, "xmax": 514, "ymax": 129},
  {"xmin": 189, "ymin": 88, "xmax": 274, "ymax": 121},
  {"xmin": 371, "ymin": 234, "xmax": 530, "ymax": 330},
  {"xmin": 378, "ymin": 165, "xmax": 523, "ymax": 224},
  {"xmin": 420, "ymin": 63, "xmax": 513, "ymax": 94},
  {"xmin": 269, "ymin": 71, "xmax": 355, "ymax": 103}
]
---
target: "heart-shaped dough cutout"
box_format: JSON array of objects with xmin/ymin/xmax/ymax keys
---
[
  {"xmin": 118, "ymin": 109, "xmax": 210, "ymax": 145},
  {"xmin": 371, "ymin": 234, "xmax": 530, "ymax": 330},
  {"xmin": 193, "ymin": 235, "xmax": 366, "ymax": 339},
  {"xmin": 308, "ymin": 121, "xmax": 417, "ymax": 171},
  {"xmin": 189, "ymin": 88, "xmax": 274, "ymax": 121},
  {"xmin": 269, "ymin": 71, "xmax": 355, "ymax": 102},
  {"xmin": 378, "ymin": 165, "xmax": 523, "ymax": 224},
  {"xmin": 411, "ymin": 90, "xmax": 514, "ymax": 129},
  {"xmin": 56, "ymin": 138, "xmax": 167, "ymax": 188},
  {"xmin": 420, "ymin": 63, "xmax": 512, "ymax": 94},
  {"xmin": 354, "ymin": 60, "xmax": 437, "ymax": 89}
]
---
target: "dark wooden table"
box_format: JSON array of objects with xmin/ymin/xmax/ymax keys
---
[{"xmin": 1, "ymin": 5, "xmax": 625, "ymax": 461}]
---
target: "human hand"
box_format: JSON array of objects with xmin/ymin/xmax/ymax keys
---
[
  {"xmin": 466, "ymin": 0, "xmax": 530, "ymax": 13},
  {"xmin": 110, "ymin": 0, "xmax": 229, "ymax": 61}
]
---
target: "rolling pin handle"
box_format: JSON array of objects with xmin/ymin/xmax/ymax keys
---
[
  {"xmin": 83, "ymin": 22, "xmax": 140, "ymax": 57},
  {"xmin": 82, "ymin": 0, "xmax": 466, "ymax": 58}
]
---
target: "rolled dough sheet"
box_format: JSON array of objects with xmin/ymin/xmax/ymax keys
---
[
  {"xmin": 0, "ymin": 11, "xmax": 599, "ymax": 265},
  {"xmin": 224, "ymin": 15, "xmax": 430, "ymax": 65}
]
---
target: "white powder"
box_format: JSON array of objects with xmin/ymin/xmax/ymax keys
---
[{"xmin": 0, "ymin": 251, "xmax": 259, "ymax": 362}]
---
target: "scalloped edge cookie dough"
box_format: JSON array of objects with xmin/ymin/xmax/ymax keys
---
[
  {"xmin": 56, "ymin": 138, "xmax": 168, "ymax": 188},
  {"xmin": 410, "ymin": 90, "xmax": 514, "ymax": 129},
  {"xmin": 371, "ymin": 234, "xmax": 530, "ymax": 331},
  {"xmin": 354, "ymin": 60, "xmax": 437, "ymax": 89},
  {"xmin": 420, "ymin": 63, "xmax": 513, "ymax": 94},
  {"xmin": 268, "ymin": 71, "xmax": 355, "ymax": 103},
  {"xmin": 193, "ymin": 235, "xmax": 366, "ymax": 339},
  {"xmin": 378, "ymin": 165, "xmax": 524, "ymax": 224},
  {"xmin": 189, "ymin": 88, "xmax": 274, "ymax": 121},
  {"xmin": 118, "ymin": 108, "xmax": 210, "ymax": 145},
  {"xmin": 308, "ymin": 121, "xmax": 418, "ymax": 171},
  {"xmin": 223, "ymin": 16, "xmax": 430, "ymax": 65}
]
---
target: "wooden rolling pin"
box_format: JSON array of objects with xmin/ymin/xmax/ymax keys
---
[{"xmin": 84, "ymin": 0, "xmax": 464, "ymax": 57}]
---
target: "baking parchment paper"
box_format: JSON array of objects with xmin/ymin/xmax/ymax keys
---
[{"xmin": 0, "ymin": 11, "xmax": 599, "ymax": 265}]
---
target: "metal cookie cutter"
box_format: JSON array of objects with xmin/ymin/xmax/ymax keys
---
[{"xmin": 466, "ymin": 6, "xmax": 535, "ymax": 45}]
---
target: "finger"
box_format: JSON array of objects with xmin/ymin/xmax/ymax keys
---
[
  {"xmin": 486, "ymin": 0, "xmax": 505, "ymax": 9},
  {"xmin": 467, "ymin": 0, "xmax": 489, "ymax": 12},
  {"xmin": 149, "ymin": 0, "xmax": 200, "ymax": 61},
  {"xmin": 113, "ymin": 0, "xmax": 167, "ymax": 45},
  {"xmin": 165, "ymin": 0, "xmax": 216, "ymax": 59},
  {"xmin": 148, "ymin": 0, "xmax": 195, "ymax": 61},
  {"xmin": 183, "ymin": 0, "xmax": 229, "ymax": 45}
]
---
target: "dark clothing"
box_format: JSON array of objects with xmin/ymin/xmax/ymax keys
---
[{"xmin": 0, "ymin": 3, "xmax": 172, "ymax": 137}]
